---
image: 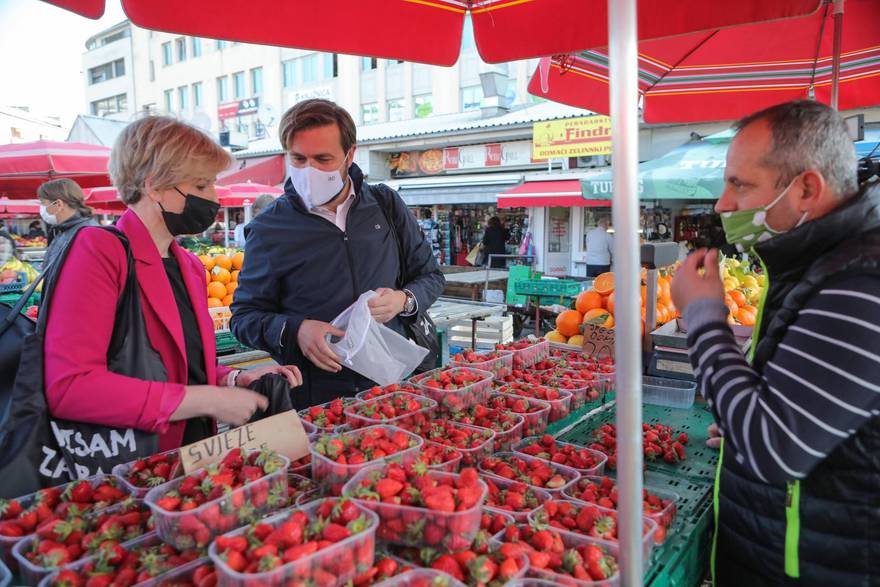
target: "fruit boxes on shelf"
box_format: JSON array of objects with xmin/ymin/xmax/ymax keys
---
[
  {"xmin": 514, "ymin": 279, "xmax": 583, "ymax": 298},
  {"xmin": 408, "ymin": 367, "xmax": 494, "ymax": 413},
  {"xmin": 495, "ymin": 339, "xmax": 550, "ymax": 369},
  {"xmin": 144, "ymin": 449, "xmax": 290, "ymax": 550},
  {"xmin": 208, "ymin": 498, "xmax": 378, "ymax": 587},
  {"xmin": 481, "ymin": 474, "xmax": 552, "ymax": 523},
  {"xmin": 512, "ymin": 436, "xmax": 607, "ymax": 477},
  {"xmin": 478, "ymin": 452, "xmax": 581, "ymax": 496},
  {"xmin": 417, "ymin": 441, "xmax": 463, "ymax": 473},
  {"xmin": 343, "ymin": 465, "xmax": 488, "ymax": 551},
  {"xmin": 446, "ymin": 406, "xmax": 524, "ymax": 452},
  {"xmin": 343, "ymin": 392, "xmax": 437, "ymax": 430},
  {"xmin": 485, "ymin": 393, "xmax": 551, "ymax": 437},
  {"xmin": 310, "ymin": 425, "xmax": 423, "ymax": 496},
  {"xmin": 449, "ymin": 349, "xmax": 514, "ymax": 379},
  {"xmin": 403, "ymin": 420, "xmax": 496, "ymax": 468}
]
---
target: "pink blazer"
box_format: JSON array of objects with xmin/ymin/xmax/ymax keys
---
[{"xmin": 44, "ymin": 210, "xmax": 232, "ymax": 451}]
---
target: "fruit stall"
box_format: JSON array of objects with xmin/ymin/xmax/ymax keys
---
[{"xmin": 0, "ymin": 336, "xmax": 717, "ymax": 587}]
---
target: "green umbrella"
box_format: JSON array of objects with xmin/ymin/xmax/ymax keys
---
[{"xmin": 581, "ymin": 130, "xmax": 731, "ymax": 200}]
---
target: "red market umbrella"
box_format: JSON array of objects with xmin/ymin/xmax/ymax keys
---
[
  {"xmin": 85, "ymin": 185, "xmax": 232, "ymax": 205},
  {"xmin": 219, "ymin": 182, "xmax": 282, "ymax": 208},
  {"xmin": 0, "ymin": 199, "xmax": 40, "ymax": 215},
  {"xmin": 44, "ymin": 0, "xmax": 820, "ymax": 66},
  {"xmin": 529, "ymin": 0, "xmax": 880, "ymax": 123},
  {"xmin": 0, "ymin": 141, "xmax": 111, "ymax": 199}
]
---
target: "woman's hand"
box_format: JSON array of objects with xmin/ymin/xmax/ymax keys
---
[
  {"xmin": 174, "ymin": 385, "xmax": 269, "ymax": 427},
  {"xmin": 236, "ymin": 365, "xmax": 303, "ymax": 388}
]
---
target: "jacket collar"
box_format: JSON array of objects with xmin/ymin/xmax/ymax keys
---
[
  {"xmin": 284, "ymin": 162, "xmax": 366, "ymax": 213},
  {"xmin": 754, "ymin": 182, "xmax": 880, "ymax": 280}
]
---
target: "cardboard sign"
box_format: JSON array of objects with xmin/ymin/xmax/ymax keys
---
[
  {"xmin": 581, "ymin": 323, "xmax": 615, "ymax": 360},
  {"xmin": 178, "ymin": 410, "xmax": 310, "ymax": 474}
]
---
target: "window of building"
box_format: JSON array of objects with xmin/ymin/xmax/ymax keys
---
[
  {"xmin": 302, "ymin": 54, "xmax": 320, "ymax": 84},
  {"xmin": 216, "ymin": 40, "xmax": 227, "ymax": 51},
  {"xmin": 88, "ymin": 58, "xmax": 125, "ymax": 85},
  {"xmin": 176, "ymin": 38, "xmax": 186, "ymax": 61},
  {"xmin": 361, "ymin": 56, "xmax": 378, "ymax": 71},
  {"xmin": 149, "ymin": 60, "xmax": 155, "ymax": 82},
  {"xmin": 191, "ymin": 38, "xmax": 202, "ymax": 57},
  {"xmin": 461, "ymin": 86, "xmax": 483, "ymax": 112},
  {"xmin": 192, "ymin": 82, "xmax": 202, "ymax": 107},
  {"xmin": 361, "ymin": 103, "xmax": 379, "ymax": 124},
  {"xmin": 324, "ymin": 53, "xmax": 338, "ymax": 79},
  {"xmin": 283, "ymin": 60, "xmax": 298, "ymax": 88},
  {"xmin": 387, "ymin": 99, "xmax": 404, "ymax": 122},
  {"xmin": 90, "ymin": 94, "xmax": 127, "ymax": 117},
  {"xmin": 414, "ymin": 94, "xmax": 433, "ymax": 118},
  {"xmin": 162, "ymin": 42, "xmax": 172, "ymax": 66},
  {"xmin": 178, "ymin": 86, "xmax": 188, "ymax": 111},
  {"xmin": 163, "ymin": 89, "xmax": 173, "ymax": 113},
  {"xmin": 217, "ymin": 76, "xmax": 229, "ymax": 102},
  {"xmin": 250, "ymin": 67, "xmax": 263, "ymax": 96},
  {"xmin": 233, "ymin": 71, "xmax": 245, "ymax": 99},
  {"xmin": 238, "ymin": 121, "xmax": 249, "ymax": 135},
  {"xmin": 101, "ymin": 29, "xmax": 130, "ymax": 46},
  {"xmin": 388, "ymin": 59, "xmax": 405, "ymax": 65}
]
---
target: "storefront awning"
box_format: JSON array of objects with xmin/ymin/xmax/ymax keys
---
[
  {"xmin": 498, "ymin": 180, "xmax": 608, "ymax": 208},
  {"xmin": 218, "ymin": 155, "xmax": 285, "ymax": 187}
]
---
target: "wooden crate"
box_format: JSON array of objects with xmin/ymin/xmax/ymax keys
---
[{"xmin": 448, "ymin": 315, "xmax": 514, "ymax": 349}]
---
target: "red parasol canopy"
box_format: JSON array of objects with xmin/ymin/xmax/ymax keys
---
[
  {"xmin": 218, "ymin": 182, "xmax": 283, "ymax": 208},
  {"xmin": 0, "ymin": 140, "xmax": 111, "ymax": 199}
]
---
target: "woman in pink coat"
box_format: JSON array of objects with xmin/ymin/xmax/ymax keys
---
[{"xmin": 43, "ymin": 116, "xmax": 301, "ymax": 454}]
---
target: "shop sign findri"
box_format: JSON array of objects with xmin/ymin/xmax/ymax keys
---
[{"xmin": 533, "ymin": 115, "xmax": 612, "ymax": 159}]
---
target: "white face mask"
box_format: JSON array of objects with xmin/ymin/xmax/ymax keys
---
[
  {"xmin": 288, "ymin": 156, "xmax": 349, "ymax": 208},
  {"xmin": 39, "ymin": 203, "xmax": 58, "ymax": 225}
]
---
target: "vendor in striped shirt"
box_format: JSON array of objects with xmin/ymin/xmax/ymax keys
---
[{"xmin": 672, "ymin": 100, "xmax": 880, "ymax": 587}]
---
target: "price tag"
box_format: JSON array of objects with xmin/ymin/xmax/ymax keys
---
[
  {"xmin": 581, "ymin": 323, "xmax": 615, "ymax": 359},
  {"xmin": 178, "ymin": 410, "xmax": 310, "ymax": 474}
]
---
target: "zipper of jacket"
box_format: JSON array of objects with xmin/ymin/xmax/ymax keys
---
[{"xmin": 342, "ymin": 232, "xmax": 359, "ymax": 302}]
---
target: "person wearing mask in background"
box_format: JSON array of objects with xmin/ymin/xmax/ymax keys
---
[
  {"xmin": 418, "ymin": 208, "xmax": 441, "ymax": 265},
  {"xmin": 482, "ymin": 216, "xmax": 509, "ymax": 268},
  {"xmin": 585, "ymin": 218, "xmax": 614, "ymax": 277},
  {"xmin": 0, "ymin": 225, "xmax": 15, "ymax": 267},
  {"xmin": 234, "ymin": 194, "xmax": 275, "ymax": 248},
  {"xmin": 43, "ymin": 115, "xmax": 302, "ymax": 460},
  {"xmin": 232, "ymin": 99, "xmax": 445, "ymax": 405},
  {"xmin": 37, "ymin": 178, "xmax": 100, "ymax": 269},
  {"xmin": 26, "ymin": 221, "xmax": 45, "ymax": 239}
]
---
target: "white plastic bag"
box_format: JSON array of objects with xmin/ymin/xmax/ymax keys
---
[{"xmin": 326, "ymin": 291, "xmax": 429, "ymax": 386}]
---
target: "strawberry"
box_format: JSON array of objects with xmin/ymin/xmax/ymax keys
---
[
  {"xmin": 122, "ymin": 452, "xmax": 180, "ymax": 491},
  {"xmin": 356, "ymin": 382, "xmax": 422, "ymax": 401},
  {"xmin": 515, "ymin": 435, "xmax": 606, "ymax": 472},
  {"xmin": 409, "ymin": 367, "xmax": 492, "ymax": 411},
  {"xmin": 480, "ymin": 453, "xmax": 572, "ymax": 491},
  {"xmin": 347, "ymin": 392, "xmax": 434, "ymax": 429}
]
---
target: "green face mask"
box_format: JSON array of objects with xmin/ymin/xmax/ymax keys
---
[{"xmin": 720, "ymin": 177, "xmax": 807, "ymax": 252}]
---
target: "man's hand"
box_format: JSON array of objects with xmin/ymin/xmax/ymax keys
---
[
  {"xmin": 297, "ymin": 320, "xmax": 345, "ymax": 373},
  {"xmin": 671, "ymin": 248, "xmax": 725, "ymax": 312},
  {"xmin": 707, "ymin": 423, "xmax": 723, "ymax": 450},
  {"xmin": 237, "ymin": 365, "xmax": 303, "ymax": 388},
  {"xmin": 368, "ymin": 288, "xmax": 407, "ymax": 323}
]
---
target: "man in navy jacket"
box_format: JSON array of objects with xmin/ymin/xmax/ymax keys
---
[{"xmin": 231, "ymin": 99, "xmax": 445, "ymax": 405}]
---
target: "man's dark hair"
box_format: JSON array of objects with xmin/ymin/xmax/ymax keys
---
[
  {"xmin": 735, "ymin": 100, "xmax": 858, "ymax": 198},
  {"xmin": 279, "ymin": 99, "xmax": 357, "ymax": 154},
  {"xmin": 488, "ymin": 216, "xmax": 501, "ymax": 229},
  {"xmin": 421, "ymin": 209, "xmax": 433, "ymax": 220}
]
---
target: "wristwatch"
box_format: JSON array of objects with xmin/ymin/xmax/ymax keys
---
[{"xmin": 403, "ymin": 290, "xmax": 417, "ymax": 315}]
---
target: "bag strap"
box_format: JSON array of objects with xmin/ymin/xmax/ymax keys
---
[
  {"xmin": 372, "ymin": 186, "xmax": 409, "ymax": 290},
  {"xmin": 0, "ymin": 270, "xmax": 46, "ymax": 337}
]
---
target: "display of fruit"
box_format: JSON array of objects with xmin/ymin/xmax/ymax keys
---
[
  {"xmin": 534, "ymin": 499, "xmax": 656, "ymax": 545},
  {"xmin": 151, "ymin": 561, "xmax": 216, "ymax": 587},
  {"xmin": 350, "ymin": 552, "xmax": 413, "ymax": 586},
  {"xmin": 447, "ymin": 405, "xmax": 523, "ymax": 451},
  {"xmin": 211, "ymin": 498, "xmax": 375, "ymax": 580},
  {"xmin": 46, "ymin": 539, "xmax": 202, "ymax": 587},
  {"xmin": 356, "ymin": 382, "xmax": 422, "ymax": 401},
  {"xmin": 0, "ymin": 477, "xmax": 128, "ymax": 540},
  {"xmin": 494, "ymin": 523, "xmax": 619, "ymax": 583},
  {"xmin": 313, "ymin": 426, "xmax": 421, "ymax": 468},
  {"xmin": 0, "ymin": 257, "xmax": 39, "ymax": 286},
  {"xmin": 120, "ymin": 452, "xmax": 181, "ymax": 491},
  {"xmin": 450, "ymin": 349, "xmax": 513, "ymax": 378},
  {"xmin": 484, "ymin": 394, "xmax": 551, "ymax": 437},
  {"xmin": 392, "ymin": 541, "xmax": 527, "ymax": 586},
  {"xmin": 590, "ymin": 423, "xmax": 689, "ymax": 470},
  {"xmin": 20, "ymin": 499, "xmax": 153, "ymax": 571},
  {"xmin": 494, "ymin": 339, "xmax": 548, "ymax": 369},
  {"xmin": 515, "ymin": 435, "xmax": 606, "ymax": 473},
  {"xmin": 401, "ymin": 420, "xmax": 494, "ymax": 466},
  {"xmin": 415, "ymin": 441, "xmax": 463, "ymax": 472},
  {"xmin": 481, "ymin": 510, "xmax": 513, "ymax": 538},
  {"xmin": 346, "ymin": 463, "xmax": 486, "ymax": 550},
  {"xmin": 345, "ymin": 392, "xmax": 435, "ymax": 429},
  {"xmin": 482, "ymin": 476, "xmax": 549, "ymax": 517},
  {"xmin": 720, "ymin": 256, "xmax": 763, "ymax": 327},
  {"xmin": 199, "ymin": 250, "xmax": 244, "ymax": 309},
  {"xmin": 478, "ymin": 454, "xmax": 574, "ymax": 492},
  {"xmin": 12, "ymin": 236, "xmax": 48, "ymax": 249},
  {"xmin": 410, "ymin": 368, "xmax": 493, "ymax": 413},
  {"xmin": 299, "ymin": 397, "xmax": 360, "ymax": 432},
  {"xmin": 527, "ymin": 359, "xmax": 558, "ymax": 372},
  {"xmin": 494, "ymin": 383, "xmax": 571, "ymax": 422},
  {"xmin": 286, "ymin": 473, "xmax": 319, "ymax": 507}
]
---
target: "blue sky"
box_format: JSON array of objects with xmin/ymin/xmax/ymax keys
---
[{"xmin": 0, "ymin": 0, "xmax": 126, "ymax": 125}]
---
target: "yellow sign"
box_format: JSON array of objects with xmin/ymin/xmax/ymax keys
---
[{"xmin": 532, "ymin": 116, "xmax": 612, "ymax": 159}]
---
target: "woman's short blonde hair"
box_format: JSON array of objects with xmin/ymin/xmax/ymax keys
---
[{"xmin": 109, "ymin": 116, "xmax": 232, "ymax": 205}]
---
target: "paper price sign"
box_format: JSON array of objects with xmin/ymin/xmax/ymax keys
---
[{"xmin": 581, "ymin": 323, "xmax": 615, "ymax": 360}]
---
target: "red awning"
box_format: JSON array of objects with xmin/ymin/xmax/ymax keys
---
[
  {"xmin": 0, "ymin": 140, "xmax": 112, "ymax": 198},
  {"xmin": 498, "ymin": 180, "xmax": 607, "ymax": 209},
  {"xmin": 218, "ymin": 155, "xmax": 285, "ymax": 187},
  {"xmin": 0, "ymin": 199, "xmax": 40, "ymax": 214}
]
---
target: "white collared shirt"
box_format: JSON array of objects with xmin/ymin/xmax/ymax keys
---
[{"xmin": 305, "ymin": 181, "xmax": 356, "ymax": 232}]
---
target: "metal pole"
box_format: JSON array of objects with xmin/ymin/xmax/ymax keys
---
[
  {"xmin": 224, "ymin": 208, "xmax": 230, "ymax": 248},
  {"xmin": 609, "ymin": 0, "xmax": 644, "ymax": 584},
  {"xmin": 831, "ymin": 0, "xmax": 845, "ymax": 109}
]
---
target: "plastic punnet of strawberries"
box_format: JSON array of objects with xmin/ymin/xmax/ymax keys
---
[
  {"xmin": 120, "ymin": 452, "xmax": 181, "ymax": 492},
  {"xmin": 145, "ymin": 561, "xmax": 216, "ymax": 587},
  {"xmin": 482, "ymin": 477, "xmax": 549, "ymax": 517},
  {"xmin": 448, "ymin": 406, "xmax": 523, "ymax": 451},
  {"xmin": 479, "ymin": 454, "xmax": 573, "ymax": 492},
  {"xmin": 484, "ymin": 394, "xmax": 550, "ymax": 438},
  {"xmin": 515, "ymin": 435, "xmax": 606, "ymax": 473},
  {"xmin": 1, "ymin": 478, "xmax": 129, "ymax": 543},
  {"xmin": 286, "ymin": 474, "xmax": 319, "ymax": 507},
  {"xmin": 590, "ymin": 423, "xmax": 689, "ymax": 469},
  {"xmin": 299, "ymin": 398, "xmax": 359, "ymax": 432},
  {"xmin": 20, "ymin": 499, "xmax": 153, "ymax": 571},
  {"xmin": 392, "ymin": 540, "xmax": 527, "ymax": 587},
  {"xmin": 48, "ymin": 537, "xmax": 202, "ymax": 587},
  {"xmin": 346, "ymin": 392, "xmax": 435, "ymax": 429},
  {"xmin": 410, "ymin": 368, "xmax": 491, "ymax": 412},
  {"xmin": 533, "ymin": 499, "xmax": 656, "ymax": 545},
  {"xmin": 495, "ymin": 383, "xmax": 570, "ymax": 421},
  {"xmin": 357, "ymin": 382, "xmax": 422, "ymax": 402},
  {"xmin": 350, "ymin": 552, "xmax": 415, "ymax": 586},
  {"xmin": 346, "ymin": 463, "xmax": 486, "ymax": 550},
  {"xmin": 416, "ymin": 442, "xmax": 463, "ymax": 472},
  {"xmin": 450, "ymin": 349, "xmax": 510, "ymax": 370},
  {"xmin": 494, "ymin": 522, "xmax": 619, "ymax": 584},
  {"xmin": 401, "ymin": 421, "xmax": 494, "ymax": 466},
  {"xmin": 149, "ymin": 448, "xmax": 288, "ymax": 548},
  {"xmin": 212, "ymin": 498, "xmax": 375, "ymax": 583}
]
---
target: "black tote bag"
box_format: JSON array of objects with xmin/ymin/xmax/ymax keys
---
[{"xmin": 0, "ymin": 227, "xmax": 168, "ymax": 497}]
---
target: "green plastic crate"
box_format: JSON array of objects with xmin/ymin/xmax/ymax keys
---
[
  {"xmin": 215, "ymin": 331, "xmax": 245, "ymax": 354},
  {"xmin": 0, "ymin": 291, "xmax": 40, "ymax": 310},
  {"xmin": 515, "ymin": 279, "xmax": 583, "ymax": 297},
  {"xmin": 646, "ymin": 493, "xmax": 713, "ymax": 587}
]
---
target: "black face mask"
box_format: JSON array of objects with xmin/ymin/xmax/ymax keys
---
[{"xmin": 159, "ymin": 188, "xmax": 221, "ymax": 236}]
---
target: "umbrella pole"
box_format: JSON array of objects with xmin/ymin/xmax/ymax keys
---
[
  {"xmin": 609, "ymin": 0, "xmax": 644, "ymax": 585},
  {"xmin": 224, "ymin": 208, "xmax": 230, "ymax": 248},
  {"xmin": 831, "ymin": 0, "xmax": 845, "ymax": 109}
]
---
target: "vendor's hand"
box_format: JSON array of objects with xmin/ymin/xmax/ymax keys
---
[
  {"xmin": 707, "ymin": 423, "xmax": 723, "ymax": 450},
  {"xmin": 368, "ymin": 288, "xmax": 407, "ymax": 323},
  {"xmin": 298, "ymin": 319, "xmax": 344, "ymax": 373},
  {"xmin": 237, "ymin": 365, "xmax": 303, "ymax": 388},
  {"xmin": 175, "ymin": 385, "xmax": 269, "ymax": 427},
  {"xmin": 671, "ymin": 248, "xmax": 725, "ymax": 312}
]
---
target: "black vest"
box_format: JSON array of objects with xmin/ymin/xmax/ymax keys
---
[{"xmin": 716, "ymin": 182, "xmax": 880, "ymax": 587}]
